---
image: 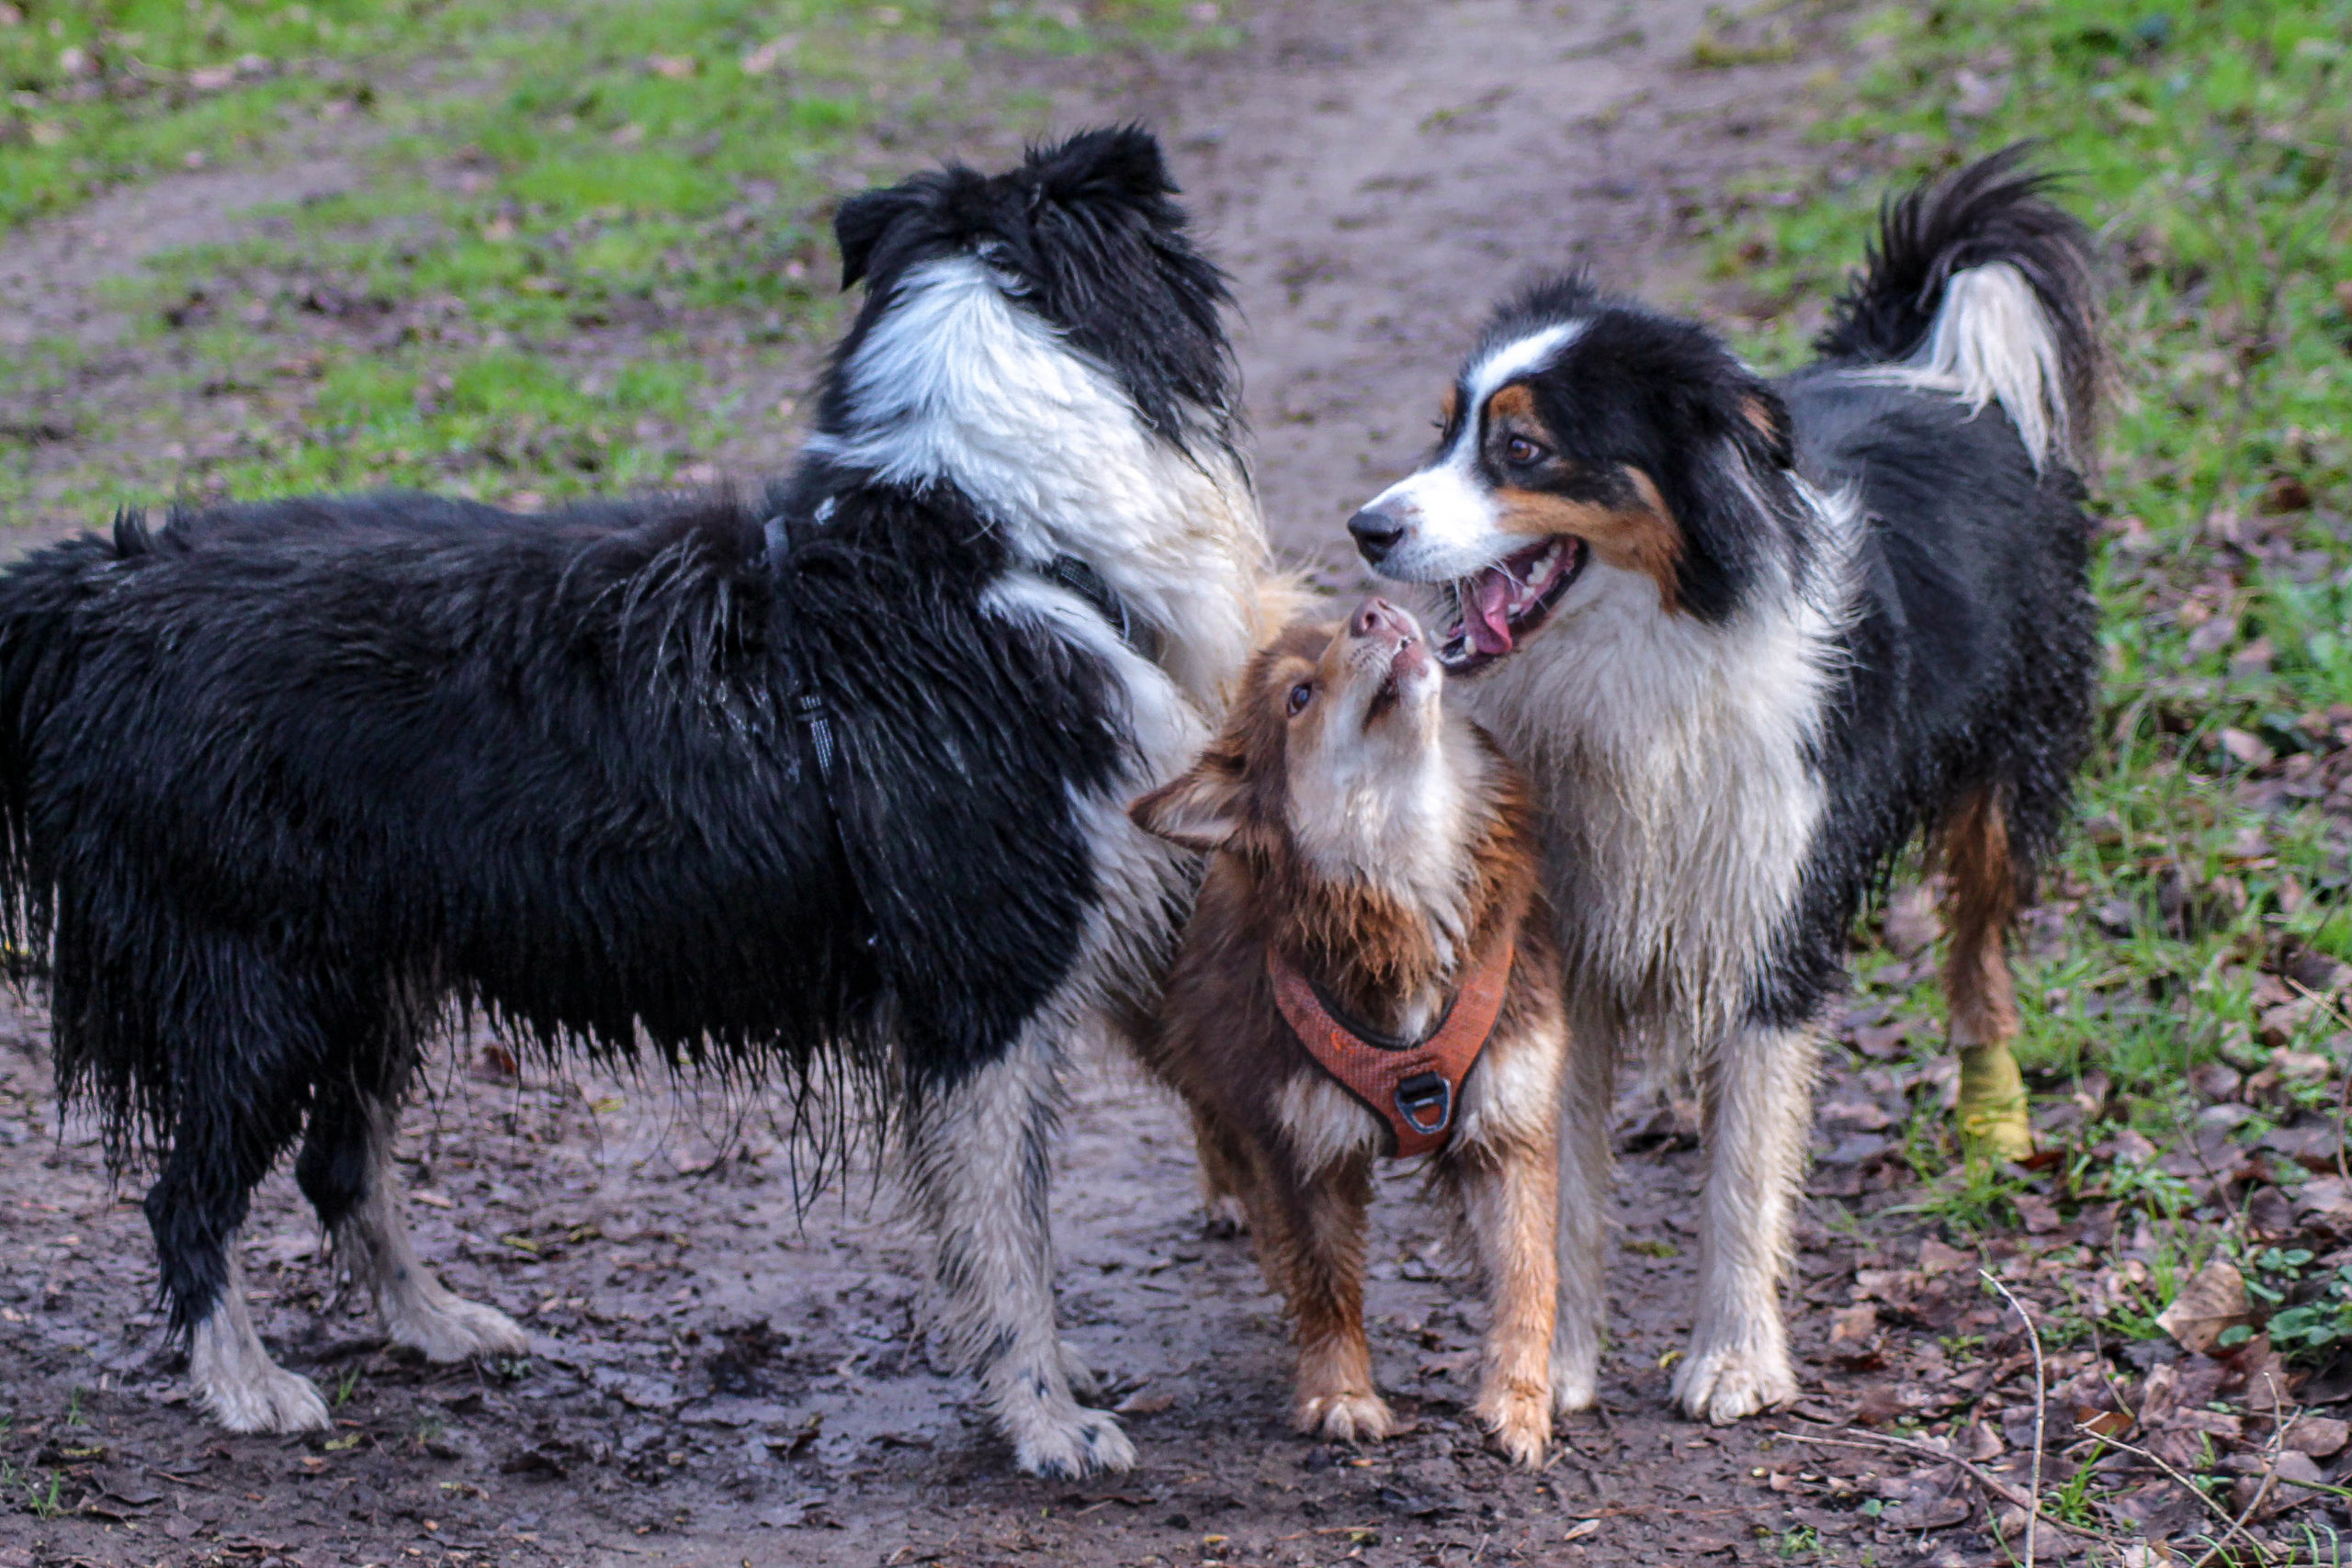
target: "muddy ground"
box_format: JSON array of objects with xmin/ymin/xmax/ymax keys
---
[{"xmin": 6, "ymin": 3, "xmax": 2317, "ymax": 1566}]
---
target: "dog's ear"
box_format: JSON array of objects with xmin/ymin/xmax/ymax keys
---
[
  {"xmin": 1027, "ymin": 126, "xmax": 1175, "ymax": 209},
  {"xmin": 1128, "ymin": 750, "xmax": 1246, "ymax": 852},
  {"xmin": 834, "ymin": 186, "xmax": 922, "ymax": 289}
]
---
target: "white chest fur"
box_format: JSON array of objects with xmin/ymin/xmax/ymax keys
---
[{"xmin": 1461, "ymin": 547, "xmax": 1845, "ymax": 1055}]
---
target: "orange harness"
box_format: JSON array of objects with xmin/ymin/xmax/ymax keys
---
[{"xmin": 1267, "ymin": 931, "xmax": 1516, "ymax": 1158}]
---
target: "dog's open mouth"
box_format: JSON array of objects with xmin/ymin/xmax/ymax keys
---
[
  {"xmin": 1437, "ymin": 536, "xmax": 1589, "ymax": 673},
  {"xmin": 1364, "ymin": 630, "xmax": 1429, "ymax": 718}
]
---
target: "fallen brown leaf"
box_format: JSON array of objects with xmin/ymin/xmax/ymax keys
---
[
  {"xmin": 1917, "ymin": 1237, "xmax": 1974, "ymax": 1276},
  {"xmin": 2283, "ymin": 1416, "xmax": 2349, "ymax": 1458},
  {"xmin": 2155, "ymin": 1259, "xmax": 2253, "ymax": 1354}
]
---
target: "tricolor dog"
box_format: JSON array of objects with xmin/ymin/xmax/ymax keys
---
[{"xmin": 1343, "ymin": 150, "xmax": 2103, "ymax": 1422}]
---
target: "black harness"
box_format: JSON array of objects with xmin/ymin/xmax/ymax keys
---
[{"xmin": 762, "ymin": 513, "xmax": 1144, "ymax": 792}]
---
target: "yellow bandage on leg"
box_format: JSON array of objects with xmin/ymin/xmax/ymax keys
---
[{"xmin": 1956, "ymin": 1043, "xmax": 2032, "ymax": 1161}]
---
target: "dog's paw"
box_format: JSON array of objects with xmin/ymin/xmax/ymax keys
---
[
  {"xmin": 1550, "ymin": 1349, "xmax": 1600, "ymax": 1415},
  {"xmin": 1476, "ymin": 1384, "xmax": 1552, "ymax": 1470},
  {"xmin": 1012, "ymin": 1406, "xmax": 1136, "ymax": 1479},
  {"xmin": 1295, "ymin": 1390, "xmax": 1395, "ymax": 1445},
  {"xmin": 199, "ymin": 1362, "xmax": 332, "ymax": 1435},
  {"xmin": 387, "ymin": 1292, "xmax": 529, "ymax": 1363},
  {"xmin": 1671, "ymin": 1340, "xmax": 1798, "ymax": 1426},
  {"xmin": 1201, "ymin": 1193, "xmax": 1251, "ymax": 1238},
  {"xmin": 1058, "ymin": 1338, "xmax": 1103, "ymax": 1404}
]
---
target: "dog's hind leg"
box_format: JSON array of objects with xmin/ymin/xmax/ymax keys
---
[
  {"xmin": 143, "ymin": 947, "xmax": 331, "ymax": 1433},
  {"xmin": 186, "ymin": 1247, "xmax": 333, "ymax": 1434},
  {"xmin": 1939, "ymin": 785, "xmax": 2032, "ymax": 1160},
  {"xmin": 1552, "ymin": 1004, "xmax": 1616, "ymax": 1416},
  {"xmin": 1674, "ymin": 1020, "xmax": 1814, "ymax": 1425},
  {"xmin": 904, "ymin": 1022, "xmax": 1135, "ymax": 1480},
  {"xmin": 1190, "ymin": 1103, "xmax": 1253, "ymax": 1238},
  {"xmin": 298, "ymin": 1081, "xmax": 528, "ymax": 1363}
]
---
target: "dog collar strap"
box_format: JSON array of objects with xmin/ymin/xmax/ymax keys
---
[
  {"xmin": 1268, "ymin": 932, "xmax": 1514, "ymax": 1159},
  {"xmin": 1044, "ymin": 554, "xmax": 1159, "ymax": 660}
]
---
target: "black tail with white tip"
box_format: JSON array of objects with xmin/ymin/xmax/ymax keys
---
[{"xmin": 1814, "ymin": 145, "xmax": 2103, "ymax": 470}]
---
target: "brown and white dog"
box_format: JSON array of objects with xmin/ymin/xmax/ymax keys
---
[{"xmin": 1128, "ymin": 598, "xmax": 1570, "ymax": 1467}]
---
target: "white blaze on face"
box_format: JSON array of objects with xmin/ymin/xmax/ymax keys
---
[{"xmin": 1358, "ymin": 321, "xmax": 1585, "ymax": 583}]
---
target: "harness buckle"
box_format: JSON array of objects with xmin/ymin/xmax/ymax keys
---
[{"xmin": 1395, "ymin": 1072, "xmax": 1453, "ymax": 1136}]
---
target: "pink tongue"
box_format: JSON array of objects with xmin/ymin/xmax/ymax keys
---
[{"xmin": 1469, "ymin": 570, "xmax": 1516, "ymax": 655}]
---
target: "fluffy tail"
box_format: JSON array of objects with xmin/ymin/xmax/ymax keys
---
[
  {"xmin": 0, "ymin": 514, "xmax": 152, "ymax": 972},
  {"xmin": 1815, "ymin": 145, "xmax": 2103, "ymax": 471}
]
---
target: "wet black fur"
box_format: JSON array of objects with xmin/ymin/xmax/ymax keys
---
[
  {"xmin": 1432, "ymin": 152, "xmax": 2103, "ymax": 1031},
  {"xmin": 1754, "ymin": 154, "xmax": 2104, "ymax": 1027},
  {"xmin": 1813, "ymin": 142, "xmax": 2104, "ymax": 460},
  {"xmin": 0, "ymin": 130, "xmax": 1222, "ymax": 1342}
]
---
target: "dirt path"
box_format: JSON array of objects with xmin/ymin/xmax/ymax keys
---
[
  {"xmin": 0, "ymin": 6, "xmax": 1959, "ymax": 1568},
  {"xmin": 1172, "ymin": 0, "xmax": 1825, "ymax": 573}
]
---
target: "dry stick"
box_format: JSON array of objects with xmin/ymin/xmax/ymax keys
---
[
  {"xmin": 1767, "ymin": 1431, "xmax": 2120, "ymax": 1547},
  {"xmin": 2187, "ymin": 1374, "xmax": 2294, "ymax": 1568},
  {"xmin": 1982, "ymin": 1271, "xmax": 2049, "ymax": 1568},
  {"xmin": 2097, "ymin": 1432, "xmax": 2256, "ymax": 1540}
]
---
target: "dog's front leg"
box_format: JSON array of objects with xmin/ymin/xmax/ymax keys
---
[
  {"xmin": 1250, "ymin": 1146, "xmax": 1390, "ymax": 1444},
  {"xmin": 1452, "ymin": 1139, "xmax": 1558, "ymax": 1468},
  {"xmin": 904, "ymin": 1024, "xmax": 1133, "ymax": 1479},
  {"xmin": 1674, "ymin": 1020, "xmax": 1815, "ymax": 1424},
  {"xmin": 1552, "ymin": 1004, "xmax": 1616, "ymax": 1416}
]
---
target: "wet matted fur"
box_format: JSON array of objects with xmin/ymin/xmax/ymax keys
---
[
  {"xmin": 0, "ymin": 128, "xmax": 1276, "ymax": 1478},
  {"xmin": 1343, "ymin": 148, "xmax": 2103, "ymax": 1423},
  {"xmin": 1132, "ymin": 602, "xmax": 1569, "ymax": 1467}
]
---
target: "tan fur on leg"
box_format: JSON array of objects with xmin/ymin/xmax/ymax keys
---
[
  {"xmin": 1251, "ymin": 1151, "xmax": 1394, "ymax": 1443},
  {"xmin": 1191, "ymin": 1105, "xmax": 1253, "ymax": 1237},
  {"xmin": 1450, "ymin": 1140, "xmax": 1558, "ymax": 1467},
  {"xmin": 1939, "ymin": 786, "xmax": 2032, "ymax": 1159}
]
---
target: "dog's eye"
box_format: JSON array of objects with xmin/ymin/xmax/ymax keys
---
[
  {"xmin": 1286, "ymin": 682, "xmax": 1314, "ymax": 716},
  {"xmin": 1504, "ymin": 434, "xmax": 1546, "ymax": 467}
]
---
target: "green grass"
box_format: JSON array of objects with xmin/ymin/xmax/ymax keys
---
[
  {"xmin": 0, "ymin": 0, "xmax": 507, "ymax": 231},
  {"xmin": 1, "ymin": 0, "xmax": 1236, "ymax": 522},
  {"xmin": 1719, "ymin": 0, "xmax": 2352, "ymax": 1265}
]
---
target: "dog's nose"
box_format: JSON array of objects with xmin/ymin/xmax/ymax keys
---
[
  {"xmin": 1347, "ymin": 505, "xmax": 1408, "ymax": 564},
  {"xmin": 1351, "ymin": 596, "xmax": 1415, "ymax": 643}
]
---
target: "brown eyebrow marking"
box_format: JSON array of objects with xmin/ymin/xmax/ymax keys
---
[
  {"xmin": 1483, "ymin": 383, "xmax": 1549, "ymax": 435},
  {"xmin": 1439, "ymin": 385, "xmax": 1460, "ymax": 430}
]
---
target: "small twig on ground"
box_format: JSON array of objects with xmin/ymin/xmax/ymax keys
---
[
  {"xmin": 1768, "ymin": 1431, "xmax": 2120, "ymax": 1546},
  {"xmin": 2188, "ymin": 1373, "xmax": 2294, "ymax": 1568},
  {"xmin": 2098, "ymin": 1432, "xmax": 2254, "ymax": 1540},
  {"xmin": 1983, "ymin": 1269, "xmax": 2049, "ymax": 1568}
]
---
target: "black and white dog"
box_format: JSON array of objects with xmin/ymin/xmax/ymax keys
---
[
  {"xmin": 1343, "ymin": 151, "xmax": 2102, "ymax": 1422},
  {"xmin": 0, "ymin": 129, "xmax": 1275, "ymax": 1477}
]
